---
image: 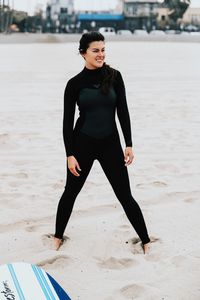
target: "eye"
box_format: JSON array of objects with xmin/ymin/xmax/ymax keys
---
[{"xmin": 92, "ymin": 49, "xmax": 105, "ymax": 53}]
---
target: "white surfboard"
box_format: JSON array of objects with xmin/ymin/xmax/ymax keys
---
[{"xmin": 0, "ymin": 262, "xmax": 71, "ymax": 300}]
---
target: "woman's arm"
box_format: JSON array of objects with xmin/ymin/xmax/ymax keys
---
[
  {"xmin": 63, "ymin": 79, "xmax": 76, "ymax": 157},
  {"xmin": 115, "ymin": 71, "xmax": 133, "ymax": 147}
]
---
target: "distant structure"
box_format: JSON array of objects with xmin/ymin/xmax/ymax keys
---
[
  {"xmin": 123, "ymin": 0, "xmax": 191, "ymax": 30},
  {"xmin": 45, "ymin": 0, "xmax": 75, "ymax": 32},
  {"xmin": 74, "ymin": 0, "xmax": 122, "ymax": 13},
  {"xmin": 74, "ymin": 0, "xmax": 124, "ymax": 32},
  {"xmin": 123, "ymin": 0, "xmax": 160, "ymax": 31},
  {"xmin": 0, "ymin": 1, "xmax": 28, "ymax": 33},
  {"xmin": 163, "ymin": 0, "xmax": 190, "ymax": 21},
  {"xmin": 74, "ymin": 0, "xmax": 160, "ymax": 32},
  {"xmin": 157, "ymin": 0, "xmax": 191, "ymax": 29},
  {"xmin": 3, "ymin": 0, "xmax": 193, "ymax": 33},
  {"xmin": 44, "ymin": 0, "xmax": 125, "ymax": 32},
  {"xmin": 182, "ymin": 7, "xmax": 200, "ymax": 26},
  {"xmin": 43, "ymin": 0, "xmax": 193, "ymax": 33}
]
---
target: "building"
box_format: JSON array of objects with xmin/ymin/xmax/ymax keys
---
[
  {"xmin": 74, "ymin": 0, "xmax": 122, "ymax": 14},
  {"xmin": 123, "ymin": 0, "xmax": 160, "ymax": 31},
  {"xmin": 45, "ymin": 0, "xmax": 75, "ymax": 33},
  {"xmin": 44, "ymin": 0, "xmax": 193, "ymax": 33},
  {"xmin": 45, "ymin": 0, "xmax": 124, "ymax": 33},
  {"xmin": 75, "ymin": 0, "xmax": 123, "ymax": 32},
  {"xmin": 156, "ymin": 7, "xmax": 170, "ymax": 29},
  {"xmin": 76, "ymin": 13, "xmax": 124, "ymax": 32},
  {"xmin": 182, "ymin": 7, "xmax": 200, "ymax": 26}
]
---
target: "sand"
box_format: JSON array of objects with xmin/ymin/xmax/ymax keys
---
[
  {"xmin": 0, "ymin": 37, "xmax": 200, "ymax": 299},
  {"xmin": 0, "ymin": 32, "xmax": 200, "ymax": 44}
]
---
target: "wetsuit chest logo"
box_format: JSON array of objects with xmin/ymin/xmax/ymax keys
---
[{"xmin": 93, "ymin": 84, "xmax": 101, "ymax": 89}]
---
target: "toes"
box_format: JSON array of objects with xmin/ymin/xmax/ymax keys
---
[
  {"xmin": 54, "ymin": 239, "xmax": 63, "ymax": 251},
  {"xmin": 143, "ymin": 244, "xmax": 151, "ymax": 254}
]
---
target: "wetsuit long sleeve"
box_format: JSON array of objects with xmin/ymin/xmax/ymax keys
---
[
  {"xmin": 115, "ymin": 71, "xmax": 132, "ymax": 147},
  {"xmin": 63, "ymin": 79, "xmax": 76, "ymax": 157},
  {"xmin": 62, "ymin": 65, "xmax": 132, "ymax": 157}
]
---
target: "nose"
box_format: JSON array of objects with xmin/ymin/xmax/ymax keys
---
[
  {"xmin": 97, "ymin": 50, "xmax": 105, "ymax": 55},
  {"xmin": 97, "ymin": 52, "xmax": 105, "ymax": 57}
]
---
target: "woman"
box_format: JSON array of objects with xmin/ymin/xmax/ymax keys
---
[{"xmin": 54, "ymin": 31, "xmax": 151, "ymax": 254}]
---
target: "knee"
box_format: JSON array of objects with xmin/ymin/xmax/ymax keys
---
[
  {"xmin": 116, "ymin": 192, "xmax": 133, "ymax": 203},
  {"xmin": 59, "ymin": 187, "xmax": 77, "ymax": 203}
]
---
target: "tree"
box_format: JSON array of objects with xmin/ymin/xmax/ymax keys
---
[{"xmin": 164, "ymin": 0, "xmax": 190, "ymax": 21}]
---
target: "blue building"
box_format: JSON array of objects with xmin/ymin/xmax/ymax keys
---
[{"xmin": 76, "ymin": 13, "xmax": 124, "ymax": 32}]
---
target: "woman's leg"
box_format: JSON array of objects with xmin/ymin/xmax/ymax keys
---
[
  {"xmin": 54, "ymin": 132, "xmax": 95, "ymax": 239},
  {"xmin": 97, "ymin": 133, "xmax": 150, "ymax": 245}
]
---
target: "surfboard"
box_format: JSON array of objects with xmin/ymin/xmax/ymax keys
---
[{"xmin": 0, "ymin": 262, "xmax": 71, "ymax": 300}]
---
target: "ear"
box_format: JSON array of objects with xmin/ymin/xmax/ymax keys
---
[{"xmin": 81, "ymin": 54, "xmax": 86, "ymax": 60}]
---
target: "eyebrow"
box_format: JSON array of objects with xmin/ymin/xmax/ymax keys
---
[{"xmin": 91, "ymin": 47, "xmax": 105, "ymax": 50}]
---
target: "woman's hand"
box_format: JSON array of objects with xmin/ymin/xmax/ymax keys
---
[
  {"xmin": 67, "ymin": 156, "xmax": 82, "ymax": 177},
  {"xmin": 124, "ymin": 147, "xmax": 134, "ymax": 166}
]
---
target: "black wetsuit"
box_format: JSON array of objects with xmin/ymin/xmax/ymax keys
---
[{"xmin": 55, "ymin": 64, "xmax": 150, "ymax": 245}]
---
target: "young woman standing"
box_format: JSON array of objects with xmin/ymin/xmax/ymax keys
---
[{"xmin": 54, "ymin": 31, "xmax": 151, "ymax": 254}]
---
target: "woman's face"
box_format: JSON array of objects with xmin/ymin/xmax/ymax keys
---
[{"xmin": 82, "ymin": 40, "xmax": 105, "ymax": 69}]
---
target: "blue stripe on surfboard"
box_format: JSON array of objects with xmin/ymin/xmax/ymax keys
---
[
  {"xmin": 47, "ymin": 273, "xmax": 71, "ymax": 300},
  {"xmin": 7, "ymin": 264, "xmax": 26, "ymax": 300},
  {"xmin": 35, "ymin": 265, "xmax": 57, "ymax": 300},
  {"xmin": 31, "ymin": 264, "xmax": 54, "ymax": 300}
]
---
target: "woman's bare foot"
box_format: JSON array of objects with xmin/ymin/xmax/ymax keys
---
[
  {"xmin": 142, "ymin": 242, "xmax": 151, "ymax": 254},
  {"xmin": 53, "ymin": 237, "xmax": 63, "ymax": 251}
]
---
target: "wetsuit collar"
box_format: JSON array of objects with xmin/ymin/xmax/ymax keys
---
[{"xmin": 83, "ymin": 63, "xmax": 106, "ymax": 74}]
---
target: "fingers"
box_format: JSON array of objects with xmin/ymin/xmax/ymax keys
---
[
  {"xmin": 76, "ymin": 162, "xmax": 82, "ymax": 172},
  {"xmin": 67, "ymin": 157, "xmax": 82, "ymax": 177},
  {"xmin": 69, "ymin": 166, "xmax": 80, "ymax": 177},
  {"xmin": 124, "ymin": 153, "xmax": 134, "ymax": 166},
  {"xmin": 69, "ymin": 163, "xmax": 82, "ymax": 177}
]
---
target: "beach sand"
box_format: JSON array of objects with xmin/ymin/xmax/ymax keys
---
[{"xmin": 0, "ymin": 37, "xmax": 200, "ymax": 299}]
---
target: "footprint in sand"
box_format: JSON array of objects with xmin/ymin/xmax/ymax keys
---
[
  {"xmin": 36, "ymin": 255, "xmax": 72, "ymax": 269},
  {"xmin": 136, "ymin": 181, "xmax": 167, "ymax": 189},
  {"xmin": 126, "ymin": 236, "xmax": 161, "ymax": 255},
  {"xmin": 24, "ymin": 215, "xmax": 54, "ymax": 232},
  {"xmin": 120, "ymin": 283, "xmax": 145, "ymax": 298},
  {"xmin": 119, "ymin": 225, "xmax": 131, "ymax": 229},
  {"xmin": 95, "ymin": 256, "xmax": 137, "ymax": 270},
  {"xmin": 184, "ymin": 197, "xmax": 197, "ymax": 203},
  {"xmin": 17, "ymin": 172, "xmax": 29, "ymax": 179},
  {"xmin": 41, "ymin": 233, "xmax": 69, "ymax": 250},
  {"xmin": 120, "ymin": 283, "xmax": 160, "ymax": 299},
  {"xmin": 0, "ymin": 172, "xmax": 28, "ymax": 179},
  {"xmin": 136, "ymin": 183, "xmax": 146, "ymax": 188},
  {"xmin": 0, "ymin": 219, "xmax": 38, "ymax": 233},
  {"xmin": 126, "ymin": 237, "xmax": 143, "ymax": 254},
  {"xmin": 25, "ymin": 225, "xmax": 39, "ymax": 232},
  {"xmin": 24, "ymin": 220, "xmax": 42, "ymax": 232},
  {"xmin": 152, "ymin": 181, "xmax": 168, "ymax": 187}
]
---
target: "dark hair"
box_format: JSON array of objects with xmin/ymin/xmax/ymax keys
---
[
  {"xmin": 79, "ymin": 31, "xmax": 104, "ymax": 54},
  {"xmin": 79, "ymin": 31, "xmax": 117, "ymax": 94}
]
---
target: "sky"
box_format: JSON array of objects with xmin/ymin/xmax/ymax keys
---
[{"xmin": 10, "ymin": 0, "xmax": 200, "ymax": 15}]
